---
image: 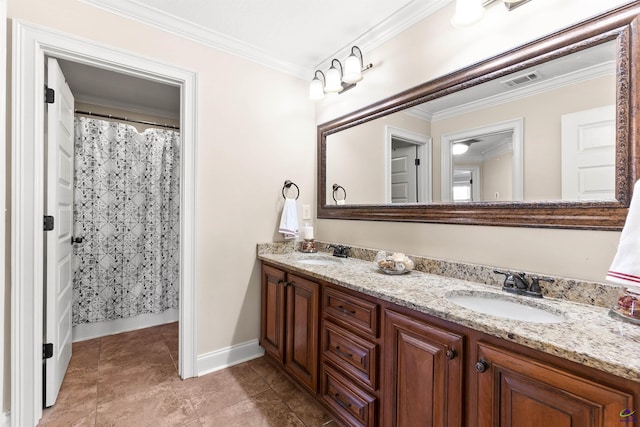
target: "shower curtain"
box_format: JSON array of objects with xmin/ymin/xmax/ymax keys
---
[{"xmin": 72, "ymin": 117, "xmax": 180, "ymax": 325}]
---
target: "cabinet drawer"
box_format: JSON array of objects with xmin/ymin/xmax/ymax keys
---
[
  {"xmin": 322, "ymin": 320, "xmax": 378, "ymax": 390},
  {"xmin": 321, "ymin": 363, "xmax": 376, "ymax": 427},
  {"xmin": 323, "ymin": 287, "xmax": 379, "ymax": 337}
]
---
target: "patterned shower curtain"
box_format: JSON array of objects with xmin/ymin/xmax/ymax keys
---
[{"xmin": 72, "ymin": 117, "xmax": 180, "ymax": 325}]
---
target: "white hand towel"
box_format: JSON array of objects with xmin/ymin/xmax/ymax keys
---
[
  {"xmin": 607, "ymin": 180, "xmax": 640, "ymax": 291},
  {"xmin": 279, "ymin": 198, "xmax": 299, "ymax": 240}
]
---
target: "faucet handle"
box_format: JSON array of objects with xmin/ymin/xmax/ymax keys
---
[
  {"xmin": 494, "ymin": 269, "xmax": 515, "ymax": 288},
  {"xmin": 529, "ymin": 275, "xmax": 553, "ymax": 297}
]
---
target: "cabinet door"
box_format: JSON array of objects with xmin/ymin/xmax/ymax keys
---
[
  {"xmin": 474, "ymin": 341, "xmax": 634, "ymax": 427},
  {"xmin": 260, "ymin": 265, "xmax": 286, "ymax": 362},
  {"xmin": 285, "ymin": 274, "xmax": 319, "ymax": 392},
  {"xmin": 383, "ymin": 310, "xmax": 463, "ymax": 427}
]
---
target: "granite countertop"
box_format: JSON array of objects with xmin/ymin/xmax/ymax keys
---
[{"xmin": 258, "ymin": 248, "xmax": 640, "ymax": 383}]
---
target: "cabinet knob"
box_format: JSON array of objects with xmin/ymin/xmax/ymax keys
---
[
  {"xmin": 475, "ymin": 360, "xmax": 489, "ymax": 373},
  {"xmin": 445, "ymin": 348, "xmax": 457, "ymax": 360}
]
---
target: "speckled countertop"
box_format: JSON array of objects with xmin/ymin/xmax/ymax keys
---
[{"xmin": 257, "ymin": 243, "xmax": 640, "ymax": 383}]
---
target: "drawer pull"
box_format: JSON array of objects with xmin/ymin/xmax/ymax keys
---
[
  {"xmin": 445, "ymin": 348, "xmax": 457, "ymax": 360},
  {"xmin": 475, "ymin": 359, "xmax": 489, "ymax": 373},
  {"xmin": 337, "ymin": 305, "xmax": 356, "ymax": 315},
  {"xmin": 334, "ymin": 346, "xmax": 353, "ymax": 359},
  {"xmin": 333, "ymin": 393, "xmax": 352, "ymax": 409}
]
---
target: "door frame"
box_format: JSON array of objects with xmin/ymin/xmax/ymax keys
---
[
  {"xmin": 440, "ymin": 118, "xmax": 523, "ymax": 202},
  {"xmin": 12, "ymin": 20, "xmax": 198, "ymax": 426},
  {"xmin": 384, "ymin": 126, "xmax": 432, "ymax": 204}
]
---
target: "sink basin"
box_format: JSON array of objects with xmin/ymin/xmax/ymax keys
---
[
  {"xmin": 446, "ymin": 294, "xmax": 565, "ymax": 323},
  {"xmin": 296, "ymin": 256, "xmax": 342, "ymax": 266}
]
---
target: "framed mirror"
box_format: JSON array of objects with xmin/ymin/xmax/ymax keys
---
[{"xmin": 317, "ymin": 3, "xmax": 639, "ymax": 230}]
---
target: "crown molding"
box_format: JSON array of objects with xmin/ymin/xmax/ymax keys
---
[
  {"xmin": 81, "ymin": 0, "xmax": 450, "ymax": 79},
  {"xmin": 313, "ymin": 0, "xmax": 452, "ymax": 70},
  {"xmin": 432, "ymin": 61, "xmax": 615, "ymax": 121}
]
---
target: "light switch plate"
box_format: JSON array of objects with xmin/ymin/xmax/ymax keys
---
[{"xmin": 302, "ymin": 204, "xmax": 311, "ymax": 220}]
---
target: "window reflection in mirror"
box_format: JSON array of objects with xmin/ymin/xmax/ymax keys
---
[{"xmin": 324, "ymin": 39, "xmax": 616, "ymax": 206}]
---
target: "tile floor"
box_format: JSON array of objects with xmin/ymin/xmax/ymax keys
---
[{"xmin": 39, "ymin": 322, "xmax": 339, "ymax": 426}]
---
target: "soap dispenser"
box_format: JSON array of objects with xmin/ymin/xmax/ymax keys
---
[{"xmin": 299, "ymin": 222, "xmax": 317, "ymax": 253}]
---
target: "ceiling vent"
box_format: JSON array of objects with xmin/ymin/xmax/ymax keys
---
[{"xmin": 501, "ymin": 71, "xmax": 542, "ymax": 87}]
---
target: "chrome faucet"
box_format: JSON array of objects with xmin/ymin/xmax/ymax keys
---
[
  {"xmin": 494, "ymin": 270, "xmax": 554, "ymax": 298},
  {"xmin": 327, "ymin": 244, "xmax": 350, "ymax": 258}
]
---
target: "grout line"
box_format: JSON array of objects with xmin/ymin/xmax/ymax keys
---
[{"xmin": 93, "ymin": 337, "xmax": 102, "ymax": 427}]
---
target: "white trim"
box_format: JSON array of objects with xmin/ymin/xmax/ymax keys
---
[
  {"xmin": 80, "ymin": 0, "xmax": 451, "ymax": 78},
  {"xmin": 72, "ymin": 309, "xmax": 179, "ymax": 342},
  {"xmin": 0, "ymin": 0, "xmax": 6, "ymax": 421},
  {"xmin": 384, "ymin": 126, "xmax": 432, "ymax": 204},
  {"xmin": 432, "ymin": 62, "xmax": 615, "ymax": 121},
  {"xmin": 196, "ymin": 340, "xmax": 265, "ymax": 377},
  {"xmin": 441, "ymin": 118, "xmax": 524, "ymax": 202},
  {"xmin": 0, "ymin": 412, "xmax": 10, "ymax": 427},
  {"xmin": 12, "ymin": 20, "xmax": 198, "ymax": 426}
]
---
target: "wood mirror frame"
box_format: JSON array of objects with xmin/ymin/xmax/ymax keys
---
[{"xmin": 317, "ymin": 3, "xmax": 639, "ymax": 230}]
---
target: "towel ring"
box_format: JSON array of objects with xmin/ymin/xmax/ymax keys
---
[
  {"xmin": 332, "ymin": 184, "xmax": 347, "ymax": 204},
  {"xmin": 282, "ymin": 180, "xmax": 300, "ymax": 200}
]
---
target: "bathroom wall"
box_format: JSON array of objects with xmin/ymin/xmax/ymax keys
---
[
  {"xmin": 315, "ymin": 0, "xmax": 630, "ymax": 282},
  {"xmin": 5, "ymin": 0, "xmax": 316, "ymax": 400}
]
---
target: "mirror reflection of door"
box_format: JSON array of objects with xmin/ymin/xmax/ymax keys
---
[
  {"xmin": 561, "ymin": 105, "xmax": 615, "ymax": 200},
  {"xmin": 391, "ymin": 139, "xmax": 420, "ymax": 203},
  {"xmin": 385, "ymin": 126, "xmax": 432, "ymax": 204}
]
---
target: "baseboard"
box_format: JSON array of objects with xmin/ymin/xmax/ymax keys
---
[
  {"xmin": 1, "ymin": 412, "xmax": 10, "ymax": 427},
  {"xmin": 72, "ymin": 309, "xmax": 179, "ymax": 342},
  {"xmin": 197, "ymin": 339, "xmax": 265, "ymax": 377}
]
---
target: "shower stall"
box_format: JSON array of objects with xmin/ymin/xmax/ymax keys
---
[{"xmin": 72, "ymin": 116, "xmax": 180, "ymax": 336}]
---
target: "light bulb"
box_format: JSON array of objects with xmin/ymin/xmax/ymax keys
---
[
  {"xmin": 343, "ymin": 54, "xmax": 363, "ymax": 84},
  {"xmin": 325, "ymin": 64, "xmax": 343, "ymax": 93},
  {"xmin": 451, "ymin": 0, "xmax": 484, "ymax": 27},
  {"xmin": 309, "ymin": 77, "xmax": 325, "ymax": 100}
]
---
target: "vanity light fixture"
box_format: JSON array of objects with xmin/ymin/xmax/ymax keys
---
[
  {"xmin": 451, "ymin": 0, "xmax": 532, "ymax": 27},
  {"xmin": 325, "ymin": 59, "xmax": 345, "ymax": 93},
  {"xmin": 343, "ymin": 46, "xmax": 365, "ymax": 83},
  {"xmin": 451, "ymin": 0, "xmax": 484, "ymax": 27},
  {"xmin": 309, "ymin": 70, "xmax": 326, "ymax": 100},
  {"xmin": 309, "ymin": 45, "xmax": 373, "ymax": 100}
]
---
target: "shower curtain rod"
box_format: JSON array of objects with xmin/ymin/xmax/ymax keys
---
[{"xmin": 75, "ymin": 109, "xmax": 180, "ymax": 130}]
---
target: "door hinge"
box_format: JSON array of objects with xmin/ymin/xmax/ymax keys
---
[
  {"xmin": 45, "ymin": 86, "xmax": 55, "ymax": 104},
  {"xmin": 415, "ymin": 158, "xmax": 420, "ymax": 166},
  {"xmin": 43, "ymin": 343, "xmax": 53, "ymax": 360},
  {"xmin": 44, "ymin": 215, "xmax": 54, "ymax": 231}
]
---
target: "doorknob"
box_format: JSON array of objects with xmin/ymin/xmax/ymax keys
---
[{"xmin": 71, "ymin": 236, "xmax": 84, "ymax": 244}]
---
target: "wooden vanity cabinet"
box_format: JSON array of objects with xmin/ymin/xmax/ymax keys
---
[
  {"xmin": 260, "ymin": 264, "xmax": 319, "ymax": 392},
  {"xmin": 471, "ymin": 340, "xmax": 635, "ymax": 427},
  {"xmin": 383, "ymin": 309, "xmax": 464, "ymax": 427},
  {"xmin": 260, "ymin": 262, "xmax": 639, "ymax": 427},
  {"xmin": 321, "ymin": 286, "xmax": 380, "ymax": 427}
]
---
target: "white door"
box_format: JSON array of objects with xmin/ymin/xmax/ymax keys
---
[
  {"xmin": 391, "ymin": 144, "xmax": 418, "ymax": 203},
  {"xmin": 45, "ymin": 57, "xmax": 75, "ymax": 406},
  {"xmin": 561, "ymin": 105, "xmax": 615, "ymax": 200}
]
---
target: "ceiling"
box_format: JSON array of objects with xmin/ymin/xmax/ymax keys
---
[
  {"xmin": 62, "ymin": 0, "xmax": 450, "ymax": 120},
  {"xmin": 82, "ymin": 0, "xmax": 451, "ymax": 76}
]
